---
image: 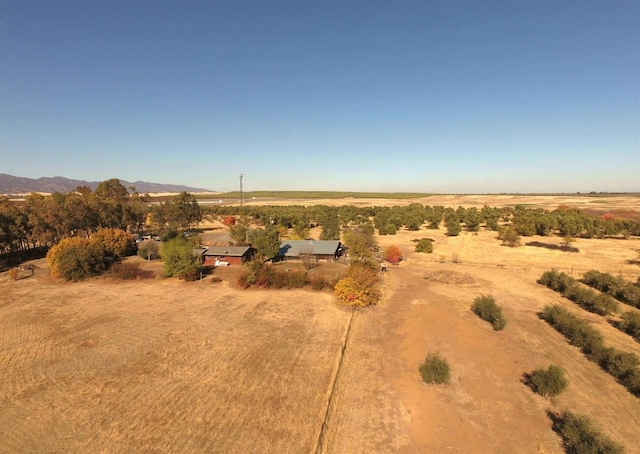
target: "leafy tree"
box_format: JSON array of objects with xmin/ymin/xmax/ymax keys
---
[
  {"xmin": 172, "ymin": 191, "xmax": 202, "ymax": 230},
  {"xmin": 161, "ymin": 237, "xmax": 202, "ymax": 280},
  {"xmin": 320, "ymin": 210, "xmax": 340, "ymax": 240},
  {"xmin": 47, "ymin": 237, "xmax": 105, "ymax": 281},
  {"xmin": 91, "ymin": 228, "xmax": 136, "ymax": 257},
  {"xmin": 445, "ymin": 213, "xmax": 461, "ymax": 236},
  {"xmin": 464, "ymin": 207, "xmax": 482, "ymax": 232},
  {"xmin": 292, "ymin": 220, "xmax": 310, "ymax": 239},
  {"xmin": 343, "ymin": 226, "xmax": 376, "ymax": 262},
  {"xmin": 248, "ymin": 226, "xmax": 280, "ymax": 261},
  {"xmin": 137, "ymin": 240, "xmax": 160, "ymax": 260},
  {"xmin": 229, "ymin": 217, "xmax": 251, "ymax": 245}
]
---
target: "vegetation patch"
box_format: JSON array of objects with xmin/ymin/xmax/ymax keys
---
[
  {"xmin": 539, "ymin": 270, "xmax": 619, "ymax": 316},
  {"xmin": 581, "ymin": 270, "xmax": 640, "ymax": 309},
  {"xmin": 471, "ymin": 294, "xmax": 506, "ymax": 330},
  {"xmin": 419, "ymin": 353, "xmax": 451, "ymax": 385},
  {"xmin": 548, "ymin": 410, "xmax": 624, "ymax": 454},
  {"xmin": 540, "ymin": 304, "xmax": 640, "ymax": 397},
  {"xmin": 523, "ymin": 365, "xmax": 568, "ymax": 397},
  {"xmin": 334, "ymin": 261, "xmax": 380, "ymax": 307},
  {"xmin": 619, "ymin": 311, "xmax": 640, "ymax": 343},
  {"xmin": 413, "ymin": 238, "xmax": 434, "ymax": 253}
]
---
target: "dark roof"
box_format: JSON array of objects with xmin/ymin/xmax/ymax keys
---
[
  {"xmin": 192, "ymin": 247, "xmax": 207, "ymax": 257},
  {"xmin": 278, "ymin": 240, "xmax": 341, "ymax": 257},
  {"xmin": 203, "ymin": 246, "xmax": 252, "ymax": 257}
]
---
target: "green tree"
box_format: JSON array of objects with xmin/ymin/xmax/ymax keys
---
[
  {"xmin": 445, "ymin": 213, "xmax": 461, "ymax": 236},
  {"xmin": 343, "ymin": 225, "xmax": 376, "ymax": 262},
  {"xmin": 415, "ymin": 239, "xmax": 433, "ymax": 253},
  {"xmin": 524, "ymin": 365, "xmax": 569, "ymax": 397},
  {"xmin": 161, "ymin": 237, "xmax": 202, "ymax": 280},
  {"xmin": 248, "ymin": 226, "xmax": 280, "ymax": 261},
  {"xmin": 172, "ymin": 191, "xmax": 202, "ymax": 230},
  {"xmin": 498, "ymin": 226, "xmax": 521, "ymax": 247}
]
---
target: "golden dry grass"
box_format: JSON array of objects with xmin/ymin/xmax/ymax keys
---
[{"xmin": 2, "ymin": 194, "xmax": 640, "ymax": 453}]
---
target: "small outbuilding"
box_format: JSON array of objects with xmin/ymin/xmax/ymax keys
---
[{"xmin": 277, "ymin": 239, "xmax": 343, "ymax": 261}]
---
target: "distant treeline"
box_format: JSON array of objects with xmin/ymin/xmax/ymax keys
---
[{"xmin": 2, "ymin": 181, "xmax": 639, "ymax": 260}]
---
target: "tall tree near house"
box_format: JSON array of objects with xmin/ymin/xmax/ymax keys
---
[
  {"xmin": 248, "ymin": 226, "xmax": 280, "ymax": 261},
  {"xmin": 172, "ymin": 191, "xmax": 202, "ymax": 230}
]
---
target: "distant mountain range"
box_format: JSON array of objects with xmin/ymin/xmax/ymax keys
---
[{"xmin": 0, "ymin": 174, "xmax": 213, "ymax": 195}]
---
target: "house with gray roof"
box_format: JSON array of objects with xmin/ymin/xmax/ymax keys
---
[{"xmin": 277, "ymin": 239, "xmax": 343, "ymax": 261}]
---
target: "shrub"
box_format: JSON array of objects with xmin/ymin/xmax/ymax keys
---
[
  {"xmin": 334, "ymin": 261, "xmax": 380, "ymax": 307},
  {"xmin": 445, "ymin": 218, "xmax": 461, "ymax": 236},
  {"xmin": 309, "ymin": 274, "xmax": 330, "ymax": 291},
  {"xmin": 419, "ymin": 353, "xmax": 450, "ymax": 384},
  {"xmin": 471, "ymin": 295, "xmax": 506, "ymax": 331},
  {"xmin": 620, "ymin": 311, "xmax": 640, "ymax": 342},
  {"xmin": 222, "ymin": 215, "xmax": 236, "ymax": 226},
  {"xmin": 415, "ymin": 239, "xmax": 433, "ymax": 254},
  {"xmin": 524, "ymin": 365, "xmax": 568, "ymax": 397},
  {"xmin": 549, "ymin": 410, "xmax": 624, "ymax": 454},
  {"xmin": 540, "ymin": 270, "xmax": 619, "ymax": 316},
  {"xmin": 582, "ymin": 270, "xmax": 640, "ymax": 309},
  {"xmin": 46, "ymin": 237, "xmax": 105, "ymax": 282},
  {"xmin": 107, "ymin": 261, "xmax": 154, "ymax": 280},
  {"xmin": 497, "ymin": 226, "xmax": 521, "ymax": 247},
  {"xmin": 540, "ymin": 304, "xmax": 640, "ymax": 397},
  {"xmin": 137, "ymin": 240, "xmax": 160, "ymax": 260},
  {"xmin": 385, "ymin": 245, "xmax": 402, "ymax": 264}
]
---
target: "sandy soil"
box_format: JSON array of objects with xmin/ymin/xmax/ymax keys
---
[{"xmin": 2, "ymin": 202, "xmax": 640, "ymax": 453}]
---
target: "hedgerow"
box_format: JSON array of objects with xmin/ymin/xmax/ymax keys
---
[
  {"xmin": 582, "ymin": 270, "xmax": 640, "ymax": 309},
  {"xmin": 471, "ymin": 295, "xmax": 506, "ymax": 330},
  {"xmin": 619, "ymin": 311, "xmax": 640, "ymax": 343},
  {"xmin": 539, "ymin": 270, "xmax": 619, "ymax": 316},
  {"xmin": 549, "ymin": 410, "xmax": 624, "ymax": 454},
  {"xmin": 540, "ymin": 305, "xmax": 640, "ymax": 397}
]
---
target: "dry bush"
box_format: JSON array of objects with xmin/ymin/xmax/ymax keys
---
[
  {"xmin": 107, "ymin": 261, "xmax": 154, "ymax": 280},
  {"xmin": 92, "ymin": 228, "xmax": 136, "ymax": 257},
  {"xmin": 385, "ymin": 245, "xmax": 402, "ymax": 264},
  {"xmin": 334, "ymin": 262, "xmax": 380, "ymax": 307},
  {"xmin": 46, "ymin": 237, "xmax": 105, "ymax": 282}
]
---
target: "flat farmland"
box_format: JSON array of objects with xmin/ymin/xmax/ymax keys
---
[
  {"xmin": 2, "ymin": 194, "xmax": 640, "ymax": 453},
  {"xmin": 1, "ymin": 277, "xmax": 352, "ymax": 453}
]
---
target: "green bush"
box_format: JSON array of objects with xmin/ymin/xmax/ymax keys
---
[
  {"xmin": 582, "ymin": 270, "xmax": 640, "ymax": 309},
  {"xmin": 137, "ymin": 240, "xmax": 160, "ymax": 260},
  {"xmin": 471, "ymin": 295, "xmax": 507, "ymax": 331},
  {"xmin": 524, "ymin": 365, "xmax": 568, "ymax": 397},
  {"xmin": 415, "ymin": 239, "xmax": 434, "ymax": 254},
  {"xmin": 620, "ymin": 311, "xmax": 640, "ymax": 342},
  {"xmin": 540, "ymin": 304, "xmax": 640, "ymax": 397},
  {"xmin": 419, "ymin": 353, "xmax": 450, "ymax": 384},
  {"xmin": 539, "ymin": 270, "xmax": 619, "ymax": 316},
  {"xmin": 549, "ymin": 410, "xmax": 624, "ymax": 454}
]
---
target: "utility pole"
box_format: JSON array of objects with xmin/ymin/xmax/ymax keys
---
[{"xmin": 239, "ymin": 173, "xmax": 243, "ymax": 206}]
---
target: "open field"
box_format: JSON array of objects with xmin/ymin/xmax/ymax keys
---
[
  {"xmin": 191, "ymin": 193, "xmax": 640, "ymax": 211},
  {"xmin": 2, "ymin": 196, "xmax": 640, "ymax": 453}
]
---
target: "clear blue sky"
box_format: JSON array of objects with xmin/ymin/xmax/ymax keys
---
[{"xmin": 1, "ymin": 1, "xmax": 638, "ymax": 193}]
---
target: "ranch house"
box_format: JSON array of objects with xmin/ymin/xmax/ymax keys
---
[
  {"xmin": 193, "ymin": 246, "xmax": 255, "ymax": 266},
  {"xmin": 277, "ymin": 239, "xmax": 343, "ymax": 262}
]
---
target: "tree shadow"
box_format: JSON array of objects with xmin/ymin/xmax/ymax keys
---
[{"xmin": 526, "ymin": 241, "xmax": 579, "ymax": 253}]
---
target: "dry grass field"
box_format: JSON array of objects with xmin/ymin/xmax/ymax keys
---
[{"xmin": 1, "ymin": 195, "xmax": 640, "ymax": 453}]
